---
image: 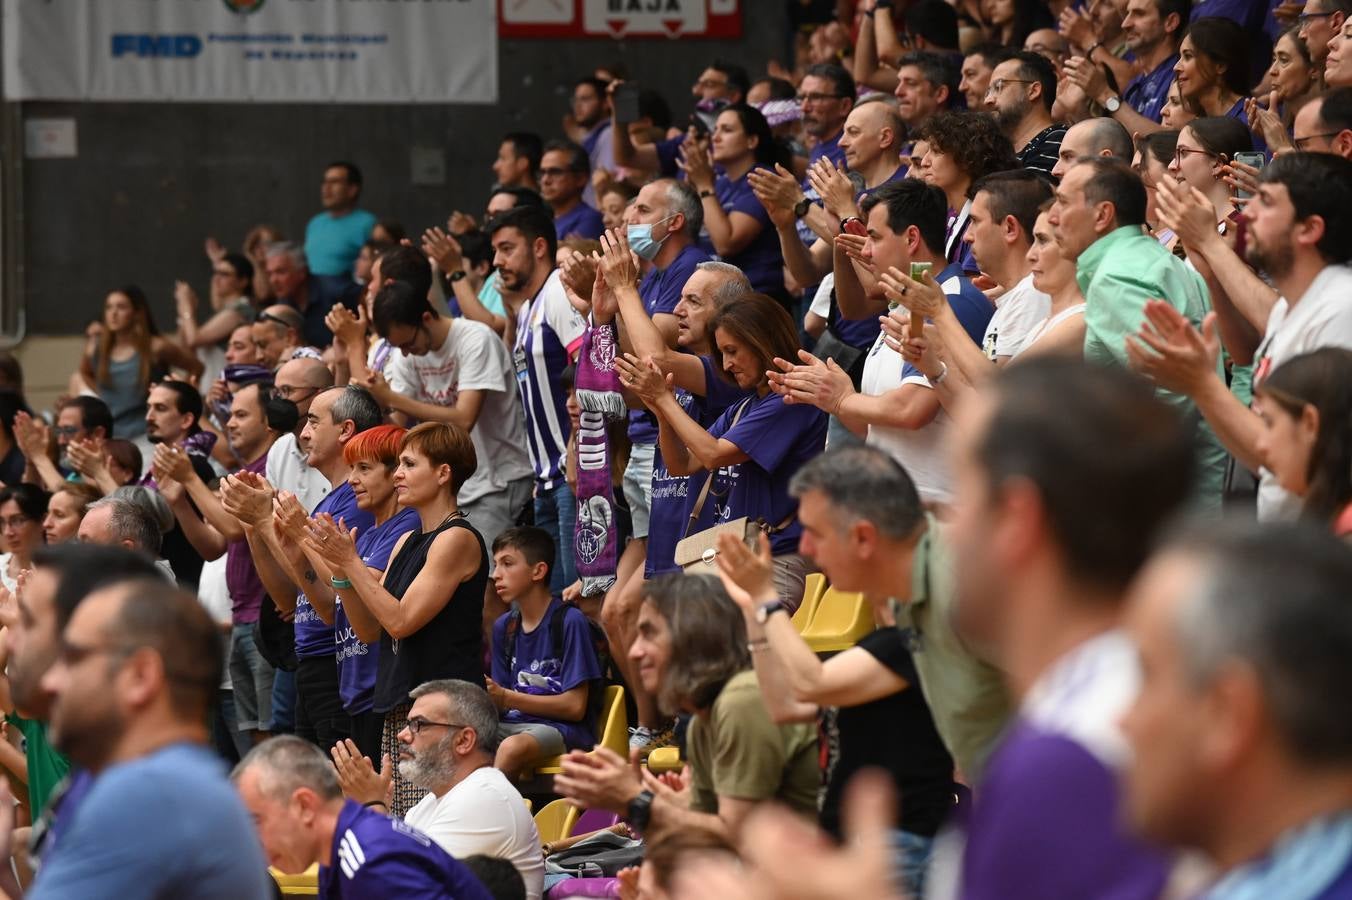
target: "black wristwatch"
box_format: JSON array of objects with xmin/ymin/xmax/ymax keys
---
[
  {"xmin": 793, "ymin": 197, "xmax": 813, "ymax": 219},
  {"xmin": 756, "ymin": 599, "xmax": 788, "ymax": 624},
  {"xmin": 449, "ymin": 269, "xmax": 467, "ymax": 283},
  {"xmin": 627, "ymin": 789, "xmax": 654, "ymax": 831}
]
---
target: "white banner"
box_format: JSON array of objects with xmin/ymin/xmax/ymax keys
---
[{"xmin": 2, "ymin": 0, "xmax": 497, "ymax": 104}]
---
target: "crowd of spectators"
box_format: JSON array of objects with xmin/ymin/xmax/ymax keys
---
[{"xmin": 0, "ymin": 0, "xmax": 1350, "ymax": 896}]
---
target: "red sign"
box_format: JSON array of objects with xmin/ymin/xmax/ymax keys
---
[{"xmin": 499, "ymin": 0, "xmax": 742, "ymax": 39}]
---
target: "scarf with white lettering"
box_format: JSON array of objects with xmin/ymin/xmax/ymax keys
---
[{"xmin": 572, "ymin": 323, "xmax": 624, "ymax": 596}]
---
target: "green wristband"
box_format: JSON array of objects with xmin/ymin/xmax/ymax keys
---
[{"xmin": 330, "ymin": 576, "xmax": 353, "ymax": 590}]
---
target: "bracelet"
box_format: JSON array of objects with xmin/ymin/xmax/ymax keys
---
[
  {"xmin": 748, "ymin": 639, "xmax": 770, "ymax": 652},
  {"xmin": 1085, "ymin": 41, "xmax": 1104, "ymax": 58},
  {"xmin": 698, "ymin": 189, "xmax": 715, "ymax": 199},
  {"xmin": 363, "ymin": 800, "xmax": 388, "ymax": 810},
  {"xmin": 932, "ymin": 361, "xmax": 949, "ymax": 386},
  {"xmin": 330, "ymin": 576, "xmax": 353, "ymax": 589}
]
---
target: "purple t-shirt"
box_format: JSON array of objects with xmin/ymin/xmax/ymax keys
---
[
  {"xmin": 959, "ymin": 721, "xmax": 1168, "ymax": 899},
  {"xmin": 645, "ymin": 356, "xmax": 749, "ymax": 578},
  {"xmin": 694, "ymin": 389, "xmax": 827, "ymax": 555},
  {"xmin": 713, "ymin": 168, "xmax": 785, "ymax": 298},
  {"xmin": 490, "ymin": 599, "xmax": 603, "ymax": 750},
  {"xmin": 628, "ymin": 243, "xmax": 713, "ymax": 444},
  {"xmin": 294, "ymin": 482, "xmax": 375, "ymax": 660},
  {"xmin": 319, "ymin": 800, "xmax": 492, "ymax": 900},
  {"xmin": 336, "ymin": 506, "xmax": 420, "ymax": 714},
  {"xmin": 225, "ymin": 453, "xmax": 271, "ymax": 625},
  {"xmin": 554, "ymin": 202, "xmax": 605, "ymax": 241}
]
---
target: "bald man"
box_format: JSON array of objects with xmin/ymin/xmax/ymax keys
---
[
  {"xmin": 769, "ymin": 98, "xmax": 908, "ymax": 292},
  {"xmin": 1050, "ymin": 117, "xmax": 1133, "ymax": 179},
  {"xmin": 267, "ymin": 356, "xmax": 335, "ymax": 513}
]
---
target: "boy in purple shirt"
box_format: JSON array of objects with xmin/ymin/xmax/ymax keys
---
[{"xmin": 487, "ymin": 527, "xmax": 603, "ymax": 777}]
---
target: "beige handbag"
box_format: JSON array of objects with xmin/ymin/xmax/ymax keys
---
[{"xmin": 672, "ymin": 400, "xmax": 790, "ymax": 572}]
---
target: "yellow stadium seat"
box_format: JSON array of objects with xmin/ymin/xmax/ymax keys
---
[
  {"xmin": 793, "ymin": 573, "xmax": 828, "ymax": 633},
  {"xmin": 533, "ymin": 797, "xmax": 581, "ymax": 846},
  {"xmin": 801, "ymin": 587, "xmax": 875, "ymax": 653},
  {"xmin": 523, "ymin": 684, "xmax": 628, "ymax": 777},
  {"xmin": 271, "ymin": 864, "xmax": 319, "ymax": 896},
  {"xmin": 645, "ymin": 746, "xmax": 683, "ymax": 774}
]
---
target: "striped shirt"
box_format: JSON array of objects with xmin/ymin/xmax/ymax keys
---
[
  {"xmin": 1016, "ymin": 124, "xmax": 1066, "ymax": 177},
  {"xmin": 513, "ymin": 269, "xmax": 586, "ymax": 487}
]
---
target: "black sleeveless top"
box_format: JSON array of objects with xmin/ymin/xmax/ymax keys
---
[{"xmin": 372, "ymin": 516, "xmax": 488, "ymax": 714}]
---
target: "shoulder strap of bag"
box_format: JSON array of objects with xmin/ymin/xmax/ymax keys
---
[{"xmin": 681, "ymin": 397, "xmax": 754, "ymax": 540}]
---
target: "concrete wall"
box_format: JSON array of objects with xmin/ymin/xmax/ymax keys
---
[{"xmin": 14, "ymin": 13, "xmax": 790, "ymax": 364}]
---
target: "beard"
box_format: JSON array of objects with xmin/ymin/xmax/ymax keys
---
[
  {"xmin": 1246, "ymin": 232, "xmax": 1294, "ymax": 279},
  {"xmin": 994, "ymin": 97, "xmax": 1031, "ymax": 135},
  {"xmin": 397, "ymin": 736, "xmax": 456, "ymax": 791}
]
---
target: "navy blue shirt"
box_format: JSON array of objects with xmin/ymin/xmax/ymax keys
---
[
  {"xmin": 1123, "ymin": 54, "xmax": 1178, "ymax": 123},
  {"xmin": 320, "ymin": 800, "xmax": 492, "ymax": 899},
  {"xmin": 295, "ymin": 482, "xmax": 375, "ymax": 660},
  {"xmin": 286, "ymin": 276, "xmax": 363, "ymax": 349}
]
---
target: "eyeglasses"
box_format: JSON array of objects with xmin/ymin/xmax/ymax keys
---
[
  {"xmin": 0, "ymin": 516, "xmax": 30, "ymax": 530},
  {"xmin": 986, "ymin": 79, "xmax": 1035, "ymax": 95},
  {"xmin": 403, "ymin": 716, "xmax": 467, "ymax": 736},
  {"xmin": 1298, "ymin": 10, "xmax": 1336, "ymax": 22},
  {"xmin": 1173, "ymin": 146, "xmax": 1217, "ymax": 162},
  {"xmin": 796, "ymin": 92, "xmax": 848, "ymax": 104},
  {"xmin": 1294, "ymin": 131, "xmax": 1339, "ymax": 149},
  {"xmin": 273, "ymin": 385, "xmax": 318, "ymax": 402},
  {"xmin": 53, "ymin": 425, "xmax": 81, "ymax": 438}
]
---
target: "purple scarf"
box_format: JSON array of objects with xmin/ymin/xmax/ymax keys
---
[{"xmin": 572, "ymin": 323, "xmax": 625, "ymax": 597}]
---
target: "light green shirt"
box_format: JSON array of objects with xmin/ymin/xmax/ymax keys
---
[
  {"xmin": 686, "ymin": 670, "xmax": 819, "ymax": 818},
  {"xmin": 1077, "ymin": 225, "xmax": 1228, "ymax": 511},
  {"xmin": 892, "ymin": 517, "xmax": 1010, "ymax": 784}
]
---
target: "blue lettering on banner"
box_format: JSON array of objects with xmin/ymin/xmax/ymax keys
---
[{"xmin": 111, "ymin": 34, "xmax": 203, "ymax": 58}]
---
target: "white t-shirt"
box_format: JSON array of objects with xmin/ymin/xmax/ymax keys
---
[
  {"xmin": 404, "ymin": 767, "xmax": 545, "ymax": 900},
  {"xmin": 808, "ymin": 273, "xmax": 835, "ymax": 319},
  {"xmin": 265, "ymin": 432, "xmax": 331, "ymax": 513},
  {"xmin": 196, "ymin": 555, "xmax": 233, "ymax": 690},
  {"xmin": 860, "ymin": 333, "xmax": 952, "ymax": 503},
  {"xmin": 388, "ymin": 318, "xmax": 534, "ymax": 505},
  {"xmin": 982, "ymin": 273, "xmax": 1051, "ymax": 360},
  {"xmin": 1253, "ymin": 264, "xmax": 1352, "ymax": 520}
]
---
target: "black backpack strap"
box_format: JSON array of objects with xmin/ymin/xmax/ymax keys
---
[{"xmin": 501, "ymin": 607, "xmax": 523, "ymax": 681}]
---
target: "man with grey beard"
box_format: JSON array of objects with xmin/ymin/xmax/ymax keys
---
[{"xmin": 329, "ymin": 680, "xmax": 545, "ymax": 900}]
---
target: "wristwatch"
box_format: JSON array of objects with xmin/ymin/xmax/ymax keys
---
[
  {"xmin": 449, "ymin": 270, "xmax": 467, "ymax": 283},
  {"xmin": 627, "ymin": 789, "xmax": 654, "ymax": 831},
  {"xmin": 1103, "ymin": 94, "xmax": 1122, "ymax": 114},
  {"xmin": 756, "ymin": 599, "xmax": 788, "ymax": 624},
  {"xmin": 793, "ymin": 197, "xmax": 813, "ymax": 219}
]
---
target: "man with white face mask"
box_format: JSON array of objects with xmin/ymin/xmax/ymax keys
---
[{"xmin": 614, "ymin": 179, "xmax": 711, "ymax": 606}]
